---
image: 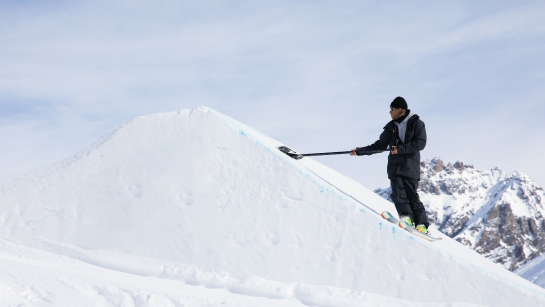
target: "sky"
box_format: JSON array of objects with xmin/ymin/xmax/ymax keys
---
[{"xmin": 1, "ymin": 0, "xmax": 545, "ymax": 189}]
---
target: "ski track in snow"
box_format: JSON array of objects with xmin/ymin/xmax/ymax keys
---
[{"xmin": 0, "ymin": 107, "xmax": 545, "ymax": 306}]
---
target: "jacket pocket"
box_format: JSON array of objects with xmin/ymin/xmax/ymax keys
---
[{"xmin": 388, "ymin": 154, "xmax": 404, "ymax": 165}]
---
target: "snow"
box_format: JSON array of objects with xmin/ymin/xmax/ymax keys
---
[
  {"xmin": 1, "ymin": 106, "xmax": 545, "ymax": 306},
  {"xmin": 517, "ymin": 254, "xmax": 545, "ymax": 289}
]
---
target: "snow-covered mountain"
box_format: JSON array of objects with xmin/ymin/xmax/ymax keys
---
[
  {"xmin": 375, "ymin": 157, "xmax": 545, "ymax": 274},
  {"xmin": 1, "ymin": 107, "xmax": 545, "ymax": 306}
]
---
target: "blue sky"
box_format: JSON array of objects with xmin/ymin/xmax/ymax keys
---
[{"xmin": 1, "ymin": 0, "xmax": 545, "ymax": 189}]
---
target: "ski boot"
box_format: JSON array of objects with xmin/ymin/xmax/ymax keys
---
[
  {"xmin": 399, "ymin": 215, "xmax": 413, "ymax": 227},
  {"xmin": 416, "ymin": 224, "xmax": 428, "ymax": 234}
]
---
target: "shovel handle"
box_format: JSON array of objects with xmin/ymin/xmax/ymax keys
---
[
  {"xmin": 278, "ymin": 146, "xmax": 391, "ymax": 160},
  {"xmin": 300, "ymin": 151, "xmax": 352, "ymax": 157}
]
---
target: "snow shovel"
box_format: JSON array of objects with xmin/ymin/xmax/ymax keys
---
[{"xmin": 278, "ymin": 146, "xmax": 391, "ymax": 160}]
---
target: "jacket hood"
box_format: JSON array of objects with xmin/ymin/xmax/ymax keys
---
[{"xmin": 384, "ymin": 112, "xmax": 420, "ymax": 129}]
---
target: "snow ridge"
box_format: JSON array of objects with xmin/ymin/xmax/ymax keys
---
[{"xmin": 2, "ymin": 108, "xmax": 545, "ymax": 306}]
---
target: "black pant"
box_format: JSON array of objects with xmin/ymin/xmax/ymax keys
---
[{"xmin": 390, "ymin": 176, "xmax": 429, "ymax": 228}]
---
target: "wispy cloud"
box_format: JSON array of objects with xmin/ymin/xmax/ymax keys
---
[{"xmin": 1, "ymin": 0, "xmax": 544, "ymax": 187}]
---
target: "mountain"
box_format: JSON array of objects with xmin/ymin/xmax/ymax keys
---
[
  {"xmin": 1, "ymin": 107, "xmax": 545, "ymax": 306},
  {"xmin": 375, "ymin": 157, "xmax": 545, "ymax": 274}
]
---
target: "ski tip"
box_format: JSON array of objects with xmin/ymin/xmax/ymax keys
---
[
  {"xmin": 381, "ymin": 211, "xmax": 392, "ymax": 219},
  {"xmin": 398, "ymin": 221, "xmax": 410, "ymax": 228}
]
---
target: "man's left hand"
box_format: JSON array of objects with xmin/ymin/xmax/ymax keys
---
[{"xmin": 391, "ymin": 146, "xmax": 398, "ymax": 155}]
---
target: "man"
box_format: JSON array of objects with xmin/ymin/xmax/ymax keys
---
[{"xmin": 350, "ymin": 97, "xmax": 430, "ymax": 234}]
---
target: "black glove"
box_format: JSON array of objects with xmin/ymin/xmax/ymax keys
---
[{"xmin": 355, "ymin": 147, "xmax": 374, "ymax": 156}]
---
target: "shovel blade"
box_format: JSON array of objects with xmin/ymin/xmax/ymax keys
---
[{"xmin": 278, "ymin": 146, "xmax": 303, "ymax": 160}]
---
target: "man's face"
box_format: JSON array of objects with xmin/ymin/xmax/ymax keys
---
[{"xmin": 390, "ymin": 107, "xmax": 405, "ymax": 120}]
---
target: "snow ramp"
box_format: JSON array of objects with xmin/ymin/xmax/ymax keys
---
[{"xmin": 0, "ymin": 106, "xmax": 544, "ymax": 306}]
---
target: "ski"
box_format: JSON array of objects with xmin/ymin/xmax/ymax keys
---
[{"xmin": 381, "ymin": 211, "xmax": 442, "ymax": 242}]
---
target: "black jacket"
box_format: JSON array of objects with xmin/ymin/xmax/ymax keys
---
[{"xmin": 356, "ymin": 114, "xmax": 426, "ymax": 179}]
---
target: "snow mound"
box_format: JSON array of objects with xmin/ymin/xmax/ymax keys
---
[{"xmin": 1, "ymin": 106, "xmax": 545, "ymax": 306}]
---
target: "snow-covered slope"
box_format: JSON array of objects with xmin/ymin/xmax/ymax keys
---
[{"xmin": 1, "ymin": 107, "xmax": 545, "ymax": 306}]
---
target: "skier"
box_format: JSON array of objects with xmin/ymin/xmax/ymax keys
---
[{"xmin": 350, "ymin": 97, "xmax": 430, "ymax": 234}]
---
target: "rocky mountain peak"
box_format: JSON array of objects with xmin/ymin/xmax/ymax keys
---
[
  {"xmin": 375, "ymin": 158, "xmax": 545, "ymax": 272},
  {"xmin": 423, "ymin": 157, "xmax": 445, "ymax": 174}
]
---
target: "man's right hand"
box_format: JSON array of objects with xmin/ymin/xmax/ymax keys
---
[
  {"xmin": 390, "ymin": 146, "xmax": 398, "ymax": 155},
  {"xmin": 350, "ymin": 149, "xmax": 358, "ymax": 156}
]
